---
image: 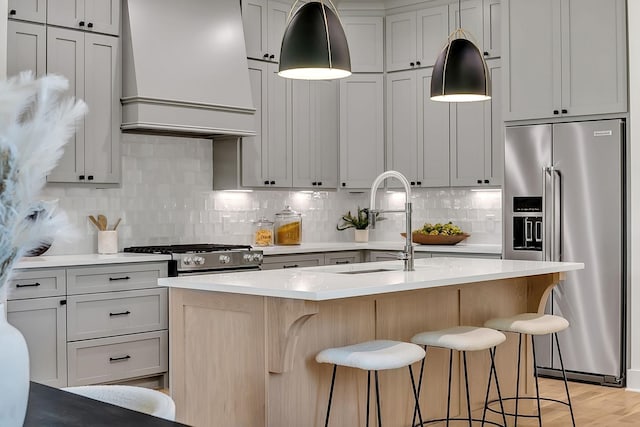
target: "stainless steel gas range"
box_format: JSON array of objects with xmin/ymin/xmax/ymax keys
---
[{"xmin": 123, "ymin": 244, "xmax": 263, "ymax": 276}]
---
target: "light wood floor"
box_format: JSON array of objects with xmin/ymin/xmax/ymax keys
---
[{"xmin": 454, "ymin": 377, "xmax": 640, "ymax": 427}]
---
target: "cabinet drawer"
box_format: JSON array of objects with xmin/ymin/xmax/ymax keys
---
[
  {"xmin": 67, "ymin": 262, "xmax": 168, "ymax": 295},
  {"xmin": 324, "ymin": 251, "xmax": 363, "ymax": 265},
  {"xmin": 67, "ymin": 288, "xmax": 168, "ymax": 341},
  {"xmin": 8, "ymin": 268, "xmax": 66, "ymax": 300},
  {"xmin": 262, "ymin": 253, "xmax": 324, "ymax": 270},
  {"xmin": 67, "ymin": 331, "xmax": 168, "ymax": 386}
]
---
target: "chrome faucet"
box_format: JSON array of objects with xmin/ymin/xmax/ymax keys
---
[{"xmin": 368, "ymin": 170, "xmax": 414, "ymax": 271}]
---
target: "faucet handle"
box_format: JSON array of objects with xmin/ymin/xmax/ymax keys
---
[{"xmin": 396, "ymin": 251, "xmax": 410, "ymax": 261}]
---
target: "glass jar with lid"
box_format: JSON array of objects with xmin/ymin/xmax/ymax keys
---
[
  {"xmin": 252, "ymin": 217, "xmax": 274, "ymax": 247},
  {"xmin": 274, "ymin": 206, "xmax": 302, "ymax": 245}
]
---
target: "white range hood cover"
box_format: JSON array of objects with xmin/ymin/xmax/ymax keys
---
[{"xmin": 121, "ymin": 0, "xmax": 256, "ymax": 137}]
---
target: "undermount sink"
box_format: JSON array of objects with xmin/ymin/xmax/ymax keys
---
[{"xmin": 336, "ymin": 268, "xmax": 397, "ymax": 274}]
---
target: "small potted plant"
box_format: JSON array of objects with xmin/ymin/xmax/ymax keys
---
[{"xmin": 336, "ymin": 207, "xmax": 382, "ymax": 242}]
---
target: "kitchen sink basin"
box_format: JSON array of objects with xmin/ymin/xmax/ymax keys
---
[{"xmin": 336, "ymin": 268, "xmax": 397, "ymax": 274}]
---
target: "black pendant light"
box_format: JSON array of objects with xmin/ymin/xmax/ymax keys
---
[
  {"xmin": 430, "ymin": 1, "xmax": 491, "ymax": 102},
  {"xmin": 278, "ymin": 1, "xmax": 351, "ymax": 80}
]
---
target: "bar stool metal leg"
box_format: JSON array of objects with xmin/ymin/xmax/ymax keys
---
[
  {"xmin": 462, "ymin": 352, "xmax": 473, "ymax": 427},
  {"xmin": 408, "ymin": 365, "xmax": 424, "ymax": 427},
  {"xmin": 531, "ymin": 336, "xmax": 543, "ymax": 427},
  {"xmin": 374, "ymin": 371, "xmax": 382, "ymax": 427},
  {"xmin": 366, "ymin": 371, "xmax": 371, "ymax": 427},
  {"xmin": 514, "ymin": 334, "xmax": 523, "ymax": 427},
  {"xmin": 412, "ymin": 346, "xmax": 427, "ymax": 427},
  {"xmin": 555, "ymin": 333, "xmax": 576, "ymax": 427},
  {"xmin": 489, "ymin": 347, "xmax": 508, "ymax": 427},
  {"xmin": 446, "ymin": 349, "xmax": 453, "ymax": 427},
  {"xmin": 325, "ymin": 365, "xmax": 338, "ymax": 427}
]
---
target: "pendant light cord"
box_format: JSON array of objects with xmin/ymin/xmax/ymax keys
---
[{"xmin": 458, "ymin": 0, "xmax": 462, "ymax": 29}]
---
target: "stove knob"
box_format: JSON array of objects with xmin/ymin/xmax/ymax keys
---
[
  {"xmin": 219, "ymin": 254, "xmax": 231, "ymax": 264},
  {"xmin": 193, "ymin": 256, "xmax": 205, "ymax": 265},
  {"xmin": 243, "ymin": 254, "xmax": 253, "ymax": 262},
  {"xmin": 184, "ymin": 257, "xmax": 193, "ymax": 266},
  {"xmin": 252, "ymin": 253, "xmax": 263, "ymax": 262}
]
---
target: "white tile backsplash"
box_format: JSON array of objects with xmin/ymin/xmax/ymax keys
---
[{"xmin": 41, "ymin": 134, "xmax": 502, "ymax": 255}]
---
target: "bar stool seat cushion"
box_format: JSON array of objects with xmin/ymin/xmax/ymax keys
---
[
  {"xmin": 484, "ymin": 313, "xmax": 569, "ymax": 335},
  {"xmin": 411, "ymin": 326, "xmax": 506, "ymax": 351},
  {"xmin": 316, "ymin": 340, "xmax": 425, "ymax": 371}
]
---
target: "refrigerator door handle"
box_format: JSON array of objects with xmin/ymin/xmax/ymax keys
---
[
  {"xmin": 552, "ymin": 167, "xmax": 562, "ymax": 262},
  {"xmin": 542, "ymin": 166, "xmax": 550, "ymax": 261}
]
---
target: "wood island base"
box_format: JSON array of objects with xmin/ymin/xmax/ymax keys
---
[{"xmin": 169, "ymin": 273, "xmax": 563, "ymax": 427}]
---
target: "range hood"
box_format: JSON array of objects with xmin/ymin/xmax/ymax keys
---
[{"xmin": 121, "ymin": 0, "xmax": 256, "ymax": 138}]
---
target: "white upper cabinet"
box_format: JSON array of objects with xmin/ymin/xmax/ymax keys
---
[
  {"xmin": 243, "ymin": 0, "xmax": 290, "ymax": 62},
  {"xmin": 7, "ymin": 20, "xmax": 46, "ymax": 77},
  {"xmin": 47, "ymin": 0, "xmax": 120, "ymax": 36},
  {"xmin": 242, "ymin": 60, "xmax": 292, "ymax": 188},
  {"xmin": 503, "ymin": 0, "xmax": 626, "ymax": 121},
  {"xmin": 341, "ymin": 16, "xmax": 384, "ymax": 72},
  {"xmin": 8, "ymin": 0, "xmax": 46, "ymax": 23},
  {"xmin": 386, "ymin": 69, "xmax": 450, "ymax": 188},
  {"xmin": 46, "ymin": 28, "xmax": 121, "ymax": 184},
  {"xmin": 292, "ymin": 80, "xmax": 339, "ymax": 188},
  {"xmin": 339, "ymin": 74, "xmax": 384, "ymax": 189},
  {"xmin": 483, "ymin": 0, "xmax": 501, "ymax": 58},
  {"xmin": 450, "ymin": 59, "xmax": 502, "ymax": 187},
  {"xmin": 386, "ymin": 6, "xmax": 449, "ymax": 72}
]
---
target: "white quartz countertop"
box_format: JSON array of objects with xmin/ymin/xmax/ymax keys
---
[
  {"xmin": 260, "ymin": 241, "xmax": 502, "ymax": 255},
  {"xmin": 14, "ymin": 253, "xmax": 172, "ymax": 269},
  {"xmin": 158, "ymin": 257, "xmax": 583, "ymax": 301}
]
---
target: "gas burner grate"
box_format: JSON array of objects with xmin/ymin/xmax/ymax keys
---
[{"xmin": 124, "ymin": 244, "xmax": 252, "ymax": 254}]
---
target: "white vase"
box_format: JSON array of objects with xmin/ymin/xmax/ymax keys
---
[
  {"xmin": 0, "ymin": 302, "xmax": 30, "ymax": 427},
  {"xmin": 354, "ymin": 229, "xmax": 369, "ymax": 243}
]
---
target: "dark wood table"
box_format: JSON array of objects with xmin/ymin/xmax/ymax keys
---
[{"xmin": 24, "ymin": 382, "xmax": 190, "ymax": 426}]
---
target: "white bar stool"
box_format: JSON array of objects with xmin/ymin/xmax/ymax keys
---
[
  {"xmin": 316, "ymin": 339, "xmax": 426, "ymax": 427},
  {"xmin": 484, "ymin": 313, "xmax": 575, "ymax": 427},
  {"xmin": 62, "ymin": 385, "xmax": 176, "ymax": 421},
  {"xmin": 411, "ymin": 326, "xmax": 508, "ymax": 427}
]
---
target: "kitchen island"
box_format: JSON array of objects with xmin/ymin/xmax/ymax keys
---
[{"xmin": 159, "ymin": 257, "xmax": 583, "ymax": 427}]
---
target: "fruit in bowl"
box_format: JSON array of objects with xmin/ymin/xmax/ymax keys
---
[{"xmin": 401, "ymin": 222, "xmax": 469, "ymax": 245}]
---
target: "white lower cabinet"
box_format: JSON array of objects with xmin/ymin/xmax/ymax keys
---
[
  {"xmin": 8, "ymin": 262, "xmax": 168, "ymax": 388},
  {"xmin": 324, "ymin": 251, "xmax": 363, "ymax": 265},
  {"xmin": 7, "ymin": 297, "xmax": 67, "ymax": 388}
]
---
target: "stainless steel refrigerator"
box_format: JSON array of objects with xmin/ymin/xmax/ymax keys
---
[{"xmin": 504, "ymin": 119, "xmax": 625, "ymax": 386}]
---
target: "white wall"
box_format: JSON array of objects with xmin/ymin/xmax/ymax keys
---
[
  {"xmin": 627, "ymin": 0, "xmax": 640, "ymax": 391},
  {"xmin": 41, "ymin": 134, "xmax": 502, "ymax": 255},
  {"xmin": 0, "ymin": 0, "xmax": 7, "ymax": 79}
]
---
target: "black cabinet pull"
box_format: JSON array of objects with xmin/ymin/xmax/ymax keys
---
[
  {"xmin": 9, "ymin": 9, "xmax": 16, "ymax": 15},
  {"xmin": 484, "ymin": 179, "xmax": 490, "ymax": 184},
  {"xmin": 87, "ymin": 175, "xmax": 94, "ymax": 181},
  {"xmin": 263, "ymin": 53, "xmax": 269, "ymax": 58},
  {"xmin": 312, "ymin": 182, "xmax": 317, "ymax": 186},
  {"xmin": 562, "ymin": 109, "xmax": 568, "ymax": 114},
  {"xmin": 87, "ymin": 22, "xmax": 94, "ymax": 28},
  {"xmin": 553, "ymin": 110, "xmax": 559, "ymax": 115},
  {"xmin": 16, "ymin": 282, "xmax": 40, "ymax": 288},
  {"xmin": 477, "ymin": 179, "xmax": 482, "ymax": 184},
  {"xmin": 270, "ymin": 180, "xmax": 275, "ymax": 185},
  {"xmin": 416, "ymin": 61, "xmax": 421, "ymax": 66},
  {"xmin": 79, "ymin": 175, "xmax": 85, "ymax": 180},
  {"xmin": 335, "ymin": 260, "xmax": 351, "ymax": 264},
  {"xmin": 317, "ymin": 181, "xmax": 322, "ymax": 186},
  {"xmin": 410, "ymin": 62, "xmax": 415, "ymax": 67},
  {"xmin": 484, "ymin": 51, "xmax": 489, "ymax": 56},
  {"xmin": 79, "ymin": 21, "xmax": 85, "ymax": 27},
  {"xmin": 269, "ymin": 54, "xmax": 275, "ymax": 60},
  {"xmin": 264, "ymin": 180, "xmax": 269, "ymax": 185},
  {"xmin": 410, "ymin": 181, "xmax": 416, "ymax": 186},
  {"xmin": 109, "ymin": 276, "xmax": 131, "ymax": 281},
  {"xmin": 109, "ymin": 310, "xmax": 131, "ymax": 317},
  {"xmin": 416, "ymin": 181, "xmax": 422, "ymax": 186},
  {"xmin": 341, "ymin": 182, "xmax": 346, "ymax": 187},
  {"xmin": 109, "ymin": 355, "xmax": 131, "ymax": 363},
  {"xmin": 60, "ymin": 299, "xmax": 67, "ymax": 306},
  {"xmin": 283, "ymin": 264, "xmax": 299, "ymax": 269}
]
